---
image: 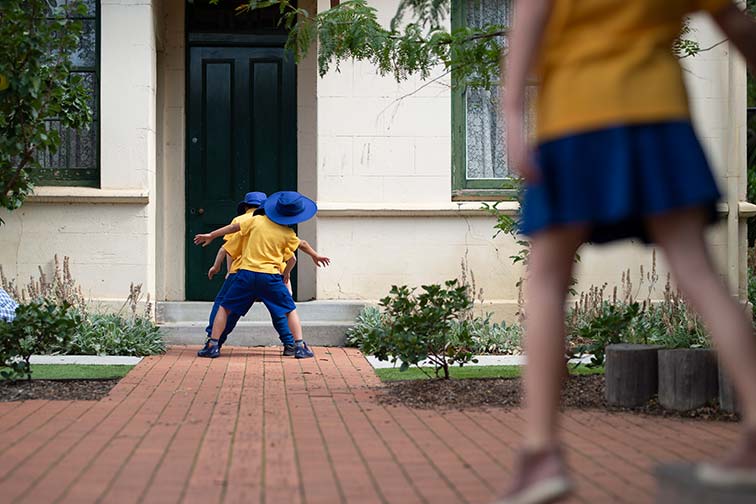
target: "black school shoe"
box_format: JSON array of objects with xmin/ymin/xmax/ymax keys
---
[
  {"xmin": 283, "ymin": 344, "xmax": 296, "ymax": 357},
  {"xmin": 197, "ymin": 339, "xmax": 221, "ymax": 358}
]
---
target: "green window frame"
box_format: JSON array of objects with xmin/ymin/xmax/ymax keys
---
[
  {"xmin": 39, "ymin": 0, "xmax": 100, "ymax": 187},
  {"xmin": 451, "ymin": 0, "xmax": 517, "ymax": 201}
]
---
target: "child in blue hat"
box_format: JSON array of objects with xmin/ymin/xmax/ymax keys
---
[
  {"xmin": 500, "ymin": 1, "xmax": 756, "ymax": 502},
  {"xmin": 198, "ymin": 191, "xmax": 329, "ymax": 357},
  {"xmin": 194, "ymin": 191, "xmax": 322, "ymax": 359}
]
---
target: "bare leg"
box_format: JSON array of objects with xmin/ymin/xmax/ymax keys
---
[
  {"xmin": 287, "ymin": 309, "xmax": 303, "ymax": 342},
  {"xmin": 647, "ymin": 209, "xmax": 756, "ymax": 427},
  {"xmin": 522, "ymin": 225, "xmax": 588, "ymax": 449},
  {"xmin": 210, "ymin": 307, "xmax": 229, "ymax": 342},
  {"xmin": 501, "ymin": 225, "xmax": 587, "ymax": 502}
]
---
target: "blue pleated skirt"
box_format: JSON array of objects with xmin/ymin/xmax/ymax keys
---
[{"xmin": 519, "ymin": 121, "xmax": 721, "ymax": 244}]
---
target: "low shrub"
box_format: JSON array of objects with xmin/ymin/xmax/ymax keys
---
[
  {"xmin": 359, "ymin": 280, "xmax": 478, "ymax": 379},
  {"xmin": 0, "ymin": 299, "xmax": 81, "ymax": 381}
]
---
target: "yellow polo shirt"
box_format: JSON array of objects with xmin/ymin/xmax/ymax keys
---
[
  {"xmin": 223, "ymin": 212, "xmax": 293, "ymax": 274},
  {"xmin": 534, "ymin": 0, "xmax": 731, "ymax": 142},
  {"xmin": 236, "ymin": 215, "xmax": 300, "ymax": 275}
]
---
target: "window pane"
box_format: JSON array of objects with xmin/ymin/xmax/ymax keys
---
[
  {"xmin": 48, "ymin": 0, "xmax": 96, "ymax": 18},
  {"xmin": 73, "ymin": 72, "xmax": 98, "ymax": 118},
  {"xmin": 465, "ymin": 0, "xmax": 512, "ymax": 180},
  {"xmin": 40, "ymin": 121, "xmax": 67, "ymax": 169},
  {"xmin": 466, "ymin": 87, "xmax": 508, "ymax": 178},
  {"xmin": 68, "ymin": 124, "xmax": 97, "ymax": 169},
  {"xmin": 39, "ymin": 2, "xmax": 99, "ymax": 187},
  {"xmin": 70, "ymin": 19, "xmax": 97, "ymax": 68}
]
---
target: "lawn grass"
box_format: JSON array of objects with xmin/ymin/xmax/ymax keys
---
[
  {"xmin": 1, "ymin": 364, "xmax": 135, "ymax": 380},
  {"xmin": 375, "ymin": 364, "xmax": 604, "ymax": 382}
]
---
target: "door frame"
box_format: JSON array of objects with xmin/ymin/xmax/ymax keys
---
[{"xmin": 184, "ymin": 30, "xmax": 298, "ymax": 301}]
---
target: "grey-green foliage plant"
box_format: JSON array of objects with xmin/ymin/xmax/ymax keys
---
[
  {"xmin": 345, "ymin": 305, "xmax": 383, "ymax": 347},
  {"xmin": 0, "ymin": 299, "xmax": 81, "ymax": 381},
  {"xmin": 60, "ymin": 313, "xmax": 165, "ymax": 356},
  {"xmin": 359, "ymin": 280, "xmax": 478, "ymax": 379},
  {"xmin": 451, "ymin": 314, "xmax": 522, "ymax": 355},
  {"xmin": 0, "ymin": 0, "xmax": 93, "ymax": 218}
]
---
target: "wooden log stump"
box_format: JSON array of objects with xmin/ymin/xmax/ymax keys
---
[
  {"xmin": 719, "ymin": 363, "xmax": 740, "ymax": 414},
  {"xmin": 655, "ymin": 463, "xmax": 756, "ymax": 503},
  {"xmin": 605, "ymin": 343, "xmax": 662, "ymax": 407},
  {"xmin": 658, "ymin": 349, "xmax": 718, "ymax": 412}
]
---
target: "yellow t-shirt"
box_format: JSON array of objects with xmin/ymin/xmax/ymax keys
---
[
  {"xmin": 223, "ymin": 212, "xmax": 293, "ymax": 274},
  {"xmin": 237, "ymin": 215, "xmax": 301, "ymax": 275},
  {"xmin": 222, "ymin": 210, "xmax": 254, "ymax": 275},
  {"xmin": 534, "ymin": 0, "xmax": 731, "ymax": 142}
]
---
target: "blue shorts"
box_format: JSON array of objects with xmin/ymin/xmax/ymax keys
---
[{"xmin": 220, "ymin": 269, "xmax": 296, "ymax": 320}]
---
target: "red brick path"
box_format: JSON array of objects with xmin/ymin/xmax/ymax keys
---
[{"xmin": 0, "ymin": 346, "xmax": 740, "ymax": 503}]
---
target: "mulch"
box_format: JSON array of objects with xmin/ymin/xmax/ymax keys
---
[
  {"xmin": 376, "ymin": 374, "xmax": 740, "ymax": 422},
  {"xmin": 0, "ymin": 379, "xmax": 120, "ymax": 402},
  {"xmin": 0, "ymin": 372, "xmax": 739, "ymax": 423}
]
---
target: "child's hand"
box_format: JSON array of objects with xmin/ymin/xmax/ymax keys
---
[
  {"xmin": 194, "ymin": 233, "xmax": 213, "ymax": 246},
  {"xmin": 208, "ymin": 265, "xmax": 220, "ymax": 280},
  {"xmin": 506, "ymin": 115, "xmax": 539, "ymax": 183},
  {"xmin": 313, "ymin": 255, "xmax": 331, "ymax": 267},
  {"xmin": 283, "ymin": 275, "xmax": 292, "ymax": 293}
]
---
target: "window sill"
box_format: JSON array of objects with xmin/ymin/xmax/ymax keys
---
[
  {"xmin": 26, "ymin": 187, "xmax": 149, "ymax": 204},
  {"xmin": 316, "ymin": 202, "xmax": 519, "ymax": 217}
]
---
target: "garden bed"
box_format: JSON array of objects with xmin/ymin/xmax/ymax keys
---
[
  {"xmin": 0, "ymin": 379, "xmax": 119, "ymax": 402},
  {"xmin": 376, "ymin": 374, "xmax": 739, "ymax": 422},
  {"xmin": 0, "ymin": 364, "xmax": 134, "ymax": 402}
]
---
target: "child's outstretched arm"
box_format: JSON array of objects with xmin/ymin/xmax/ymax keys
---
[
  {"xmin": 503, "ymin": 0, "xmax": 553, "ymax": 182},
  {"xmin": 713, "ymin": 3, "xmax": 756, "ymax": 72},
  {"xmin": 298, "ymin": 239, "xmax": 331, "ymax": 267},
  {"xmin": 193, "ymin": 222, "xmax": 241, "ymax": 247},
  {"xmin": 282, "ymin": 255, "xmax": 297, "ymax": 293},
  {"xmin": 208, "ymin": 246, "xmax": 227, "ymax": 280}
]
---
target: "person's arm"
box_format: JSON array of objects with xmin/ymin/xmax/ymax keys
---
[
  {"xmin": 282, "ymin": 255, "xmax": 297, "ymax": 293},
  {"xmin": 713, "ymin": 3, "xmax": 756, "ymax": 72},
  {"xmin": 208, "ymin": 246, "xmax": 227, "ymax": 280},
  {"xmin": 298, "ymin": 239, "xmax": 331, "ymax": 267},
  {"xmin": 193, "ymin": 222, "xmax": 241, "ymax": 247},
  {"xmin": 502, "ymin": 0, "xmax": 553, "ymax": 182}
]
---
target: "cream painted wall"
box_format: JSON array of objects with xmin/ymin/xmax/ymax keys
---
[
  {"xmin": 156, "ymin": 0, "xmax": 185, "ymax": 301},
  {"xmin": 0, "ymin": 0, "xmax": 158, "ymax": 305},
  {"xmin": 314, "ymin": 0, "xmax": 749, "ymax": 318}
]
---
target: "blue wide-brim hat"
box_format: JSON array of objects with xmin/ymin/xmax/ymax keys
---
[
  {"xmin": 237, "ymin": 191, "xmax": 267, "ymax": 216},
  {"xmin": 263, "ymin": 191, "xmax": 318, "ymax": 225}
]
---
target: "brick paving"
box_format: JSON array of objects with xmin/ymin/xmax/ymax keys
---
[{"xmin": 0, "ymin": 346, "xmax": 742, "ymax": 503}]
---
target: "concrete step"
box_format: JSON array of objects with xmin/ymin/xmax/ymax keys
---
[
  {"xmin": 160, "ymin": 321, "xmax": 353, "ymax": 347},
  {"xmin": 655, "ymin": 463, "xmax": 756, "ymax": 503},
  {"xmin": 156, "ymin": 300, "xmax": 366, "ymax": 324}
]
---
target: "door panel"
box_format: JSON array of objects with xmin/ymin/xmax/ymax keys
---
[{"xmin": 187, "ymin": 46, "xmax": 296, "ymax": 301}]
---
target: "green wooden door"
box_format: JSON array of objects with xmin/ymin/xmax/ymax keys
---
[{"xmin": 187, "ymin": 46, "xmax": 297, "ymax": 301}]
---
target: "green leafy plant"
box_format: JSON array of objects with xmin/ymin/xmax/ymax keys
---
[
  {"xmin": 0, "ymin": 299, "xmax": 81, "ymax": 381},
  {"xmin": 0, "ymin": 0, "xmax": 93, "ymax": 218},
  {"xmin": 569, "ymin": 301, "xmax": 640, "ymax": 368},
  {"xmin": 360, "ymin": 280, "xmax": 477, "ymax": 379}
]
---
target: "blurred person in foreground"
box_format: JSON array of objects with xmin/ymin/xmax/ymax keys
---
[{"xmin": 500, "ymin": 1, "xmax": 756, "ymax": 502}]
